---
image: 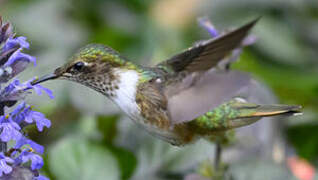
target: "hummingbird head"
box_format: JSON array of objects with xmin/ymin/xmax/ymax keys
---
[{"xmin": 34, "ymin": 44, "xmax": 138, "ymax": 96}]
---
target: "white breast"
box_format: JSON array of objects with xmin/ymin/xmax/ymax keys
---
[{"xmin": 111, "ymin": 69, "xmax": 141, "ymax": 121}]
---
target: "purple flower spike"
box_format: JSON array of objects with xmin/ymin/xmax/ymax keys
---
[
  {"xmin": 0, "ymin": 152, "xmax": 14, "ymax": 176},
  {"xmin": 0, "ymin": 17, "xmax": 52, "ymax": 178},
  {"xmin": 198, "ymin": 17, "xmax": 219, "ymax": 38}
]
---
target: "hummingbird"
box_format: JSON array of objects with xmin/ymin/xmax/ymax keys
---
[{"xmin": 32, "ymin": 18, "xmax": 301, "ymax": 146}]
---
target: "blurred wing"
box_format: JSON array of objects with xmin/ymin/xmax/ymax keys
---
[
  {"xmin": 168, "ymin": 70, "xmax": 252, "ymax": 124},
  {"xmin": 158, "ymin": 18, "xmax": 258, "ymax": 73}
]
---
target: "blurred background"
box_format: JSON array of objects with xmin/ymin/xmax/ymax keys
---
[{"xmin": 1, "ymin": 0, "xmax": 318, "ymax": 179}]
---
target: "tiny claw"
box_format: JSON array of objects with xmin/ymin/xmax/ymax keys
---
[{"xmin": 293, "ymin": 112, "xmax": 303, "ymax": 116}]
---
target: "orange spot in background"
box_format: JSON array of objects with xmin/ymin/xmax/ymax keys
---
[
  {"xmin": 151, "ymin": 0, "xmax": 205, "ymax": 29},
  {"xmin": 287, "ymin": 157, "xmax": 315, "ymax": 180}
]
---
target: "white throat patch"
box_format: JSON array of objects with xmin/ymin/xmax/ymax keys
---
[{"xmin": 111, "ymin": 69, "xmax": 140, "ymax": 119}]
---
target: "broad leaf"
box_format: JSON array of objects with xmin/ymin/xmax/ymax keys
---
[{"xmin": 48, "ymin": 136, "xmax": 120, "ymax": 180}]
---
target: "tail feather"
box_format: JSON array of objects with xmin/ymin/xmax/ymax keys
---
[
  {"xmin": 227, "ymin": 98, "xmax": 302, "ymax": 128},
  {"xmin": 245, "ymin": 104, "xmax": 302, "ymax": 118},
  {"xmin": 191, "ymin": 97, "xmax": 302, "ymax": 134}
]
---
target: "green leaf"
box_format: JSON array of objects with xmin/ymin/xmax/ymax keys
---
[
  {"xmin": 89, "ymin": 25, "xmax": 138, "ymax": 52},
  {"xmin": 287, "ymin": 124, "xmax": 318, "ymax": 161},
  {"xmin": 108, "ymin": 146, "xmax": 137, "ymax": 180},
  {"xmin": 97, "ymin": 115, "xmax": 120, "ymax": 144},
  {"xmin": 97, "ymin": 115, "xmax": 137, "ymax": 179},
  {"xmin": 48, "ymin": 136, "xmax": 120, "ymax": 180}
]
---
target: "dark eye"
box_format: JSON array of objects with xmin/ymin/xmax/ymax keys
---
[{"xmin": 73, "ymin": 62, "xmax": 85, "ymax": 71}]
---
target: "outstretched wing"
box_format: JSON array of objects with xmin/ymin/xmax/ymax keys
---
[
  {"xmin": 157, "ymin": 18, "xmax": 258, "ymax": 73},
  {"xmin": 168, "ymin": 70, "xmax": 252, "ymax": 124},
  {"xmin": 155, "ymin": 19, "xmax": 259, "ymax": 124}
]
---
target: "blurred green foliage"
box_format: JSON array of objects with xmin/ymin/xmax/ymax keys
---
[{"xmin": 287, "ymin": 124, "xmax": 318, "ymax": 161}]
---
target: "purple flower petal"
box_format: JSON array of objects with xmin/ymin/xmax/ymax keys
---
[
  {"xmin": 24, "ymin": 114, "xmax": 33, "ymax": 124},
  {"xmin": 17, "ymin": 151, "xmax": 43, "ymax": 170},
  {"xmin": 0, "ymin": 121, "xmax": 22, "ymax": 142},
  {"xmin": 0, "ymin": 116, "xmax": 4, "ymax": 123},
  {"xmin": 0, "ymin": 152, "xmax": 13, "ymax": 176},
  {"xmin": 10, "ymin": 102, "xmax": 26, "ymax": 116},
  {"xmin": 16, "ymin": 37, "xmax": 30, "ymax": 49},
  {"xmin": 2, "ymin": 37, "xmax": 20, "ymax": 53},
  {"xmin": 28, "ymin": 140, "xmax": 44, "ymax": 154},
  {"xmin": 11, "ymin": 105, "xmax": 31, "ymax": 125},
  {"xmin": 10, "ymin": 57, "xmax": 33, "ymax": 76},
  {"xmin": 4, "ymin": 37, "xmax": 29, "ymax": 50},
  {"xmin": 3, "ymin": 81, "xmax": 16, "ymax": 93},
  {"xmin": 0, "ymin": 162, "xmax": 12, "ymax": 176},
  {"xmin": 32, "ymin": 86, "xmax": 42, "ymax": 96},
  {"xmin": 198, "ymin": 17, "xmax": 219, "ymax": 38},
  {"xmin": 32, "ymin": 112, "xmax": 51, "ymax": 132},
  {"xmin": 29, "ymin": 154, "xmax": 43, "ymax": 170},
  {"xmin": 35, "ymin": 117, "xmax": 51, "ymax": 132},
  {"xmin": 23, "ymin": 110, "xmax": 51, "ymax": 132},
  {"xmin": 242, "ymin": 34, "xmax": 258, "ymax": 46},
  {"xmin": 14, "ymin": 136, "xmax": 44, "ymax": 154},
  {"xmin": 5, "ymin": 51, "xmax": 36, "ymax": 67},
  {"xmin": 32, "ymin": 85, "xmax": 54, "ymax": 99},
  {"xmin": 9, "ymin": 119, "xmax": 21, "ymax": 130}
]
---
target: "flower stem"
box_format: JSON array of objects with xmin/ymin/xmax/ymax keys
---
[
  {"xmin": 0, "ymin": 103, "xmax": 5, "ymax": 152},
  {"xmin": 214, "ymin": 143, "xmax": 222, "ymax": 171},
  {"xmin": 0, "ymin": 142, "xmax": 6, "ymax": 152}
]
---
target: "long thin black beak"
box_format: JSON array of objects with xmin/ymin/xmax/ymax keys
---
[{"xmin": 31, "ymin": 73, "xmax": 58, "ymax": 85}]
